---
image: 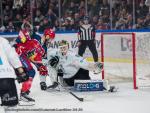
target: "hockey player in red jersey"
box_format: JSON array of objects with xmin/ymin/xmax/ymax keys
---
[
  {"xmin": 15, "ymin": 30, "xmax": 48, "ymax": 103},
  {"xmin": 30, "ymin": 28, "xmax": 55, "ymax": 90},
  {"xmin": 38, "ymin": 28, "xmax": 55, "ymax": 90}
]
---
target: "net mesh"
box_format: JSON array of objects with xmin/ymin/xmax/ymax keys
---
[{"xmin": 101, "ymin": 33, "xmax": 150, "ymax": 88}]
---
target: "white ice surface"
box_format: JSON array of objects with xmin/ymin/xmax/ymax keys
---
[{"xmin": 1, "ymin": 70, "xmax": 150, "ymax": 113}]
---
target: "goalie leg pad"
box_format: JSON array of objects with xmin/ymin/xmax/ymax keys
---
[
  {"xmin": 74, "ymin": 80, "xmax": 104, "ymax": 91},
  {"xmin": 64, "ymin": 68, "xmax": 90, "ymax": 86}
]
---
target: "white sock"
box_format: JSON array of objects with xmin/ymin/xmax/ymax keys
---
[{"xmin": 40, "ymin": 75, "xmax": 46, "ymax": 83}]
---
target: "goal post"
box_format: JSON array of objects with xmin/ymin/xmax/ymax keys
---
[{"xmin": 101, "ymin": 33, "xmax": 138, "ymax": 89}]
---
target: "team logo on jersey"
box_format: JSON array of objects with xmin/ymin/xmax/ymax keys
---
[
  {"xmin": 2, "ymin": 93, "xmax": 17, "ymax": 102},
  {"xmin": 0, "ymin": 53, "xmax": 3, "ymax": 65},
  {"xmin": 0, "ymin": 58, "xmax": 2, "ymax": 65}
]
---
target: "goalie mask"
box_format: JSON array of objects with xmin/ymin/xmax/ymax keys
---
[{"xmin": 59, "ymin": 40, "xmax": 69, "ymax": 55}]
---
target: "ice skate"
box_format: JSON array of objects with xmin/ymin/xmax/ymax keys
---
[{"xmin": 19, "ymin": 91, "xmax": 35, "ymax": 106}]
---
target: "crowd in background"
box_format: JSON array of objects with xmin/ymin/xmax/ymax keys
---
[{"xmin": 0, "ymin": 0, "xmax": 150, "ymax": 33}]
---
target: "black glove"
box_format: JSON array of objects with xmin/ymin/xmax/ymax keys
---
[
  {"xmin": 49, "ymin": 56, "xmax": 59, "ymax": 68},
  {"xmin": 15, "ymin": 68, "xmax": 29, "ymax": 83},
  {"xmin": 57, "ymin": 65, "xmax": 64, "ymax": 77},
  {"xmin": 40, "ymin": 82, "xmax": 47, "ymax": 90}
]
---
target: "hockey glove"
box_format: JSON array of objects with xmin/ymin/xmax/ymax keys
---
[
  {"xmin": 15, "ymin": 68, "xmax": 29, "ymax": 83},
  {"xmin": 94, "ymin": 62, "xmax": 103, "ymax": 74},
  {"xmin": 38, "ymin": 65, "xmax": 48, "ymax": 76},
  {"xmin": 40, "ymin": 82, "xmax": 47, "ymax": 90},
  {"xmin": 57, "ymin": 65, "xmax": 64, "ymax": 77},
  {"xmin": 49, "ymin": 56, "xmax": 59, "ymax": 68}
]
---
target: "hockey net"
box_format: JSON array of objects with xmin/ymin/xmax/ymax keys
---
[{"xmin": 101, "ymin": 32, "xmax": 150, "ymax": 89}]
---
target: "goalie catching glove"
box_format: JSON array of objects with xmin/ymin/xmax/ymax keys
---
[
  {"xmin": 49, "ymin": 56, "xmax": 59, "ymax": 68},
  {"xmin": 94, "ymin": 62, "xmax": 103, "ymax": 74},
  {"xmin": 15, "ymin": 67, "xmax": 29, "ymax": 83}
]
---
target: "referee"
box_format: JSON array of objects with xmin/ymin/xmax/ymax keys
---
[{"xmin": 77, "ymin": 16, "xmax": 98, "ymax": 62}]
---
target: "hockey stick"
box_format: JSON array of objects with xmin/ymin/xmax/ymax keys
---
[
  {"xmin": 56, "ymin": 81, "xmax": 84, "ymax": 102},
  {"xmin": 47, "ymin": 74, "xmax": 84, "ymax": 102},
  {"xmin": 69, "ymin": 91, "xmax": 84, "ymax": 102}
]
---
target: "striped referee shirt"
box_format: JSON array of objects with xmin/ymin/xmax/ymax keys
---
[{"xmin": 78, "ymin": 24, "xmax": 96, "ymax": 41}]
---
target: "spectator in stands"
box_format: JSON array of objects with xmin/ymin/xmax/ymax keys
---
[
  {"xmin": 45, "ymin": 8, "xmax": 57, "ymax": 27},
  {"xmin": 133, "ymin": 17, "xmax": 145, "ymax": 29},
  {"xmin": 3, "ymin": 5, "xmax": 13, "ymax": 26},
  {"xmin": 99, "ymin": 0, "xmax": 110, "ymax": 17},
  {"xmin": 0, "ymin": 25, "xmax": 6, "ymax": 32},
  {"xmin": 78, "ymin": 1, "xmax": 86, "ymax": 17},
  {"xmin": 115, "ymin": 18, "xmax": 126, "ymax": 30},
  {"xmin": 125, "ymin": 14, "xmax": 133, "ymax": 29},
  {"xmin": 74, "ymin": 13, "xmax": 80, "ymax": 25},
  {"xmin": 0, "ymin": 0, "xmax": 150, "ymax": 32},
  {"xmin": 144, "ymin": 13, "xmax": 150, "ymax": 28},
  {"xmin": 39, "ymin": 17, "xmax": 53, "ymax": 32},
  {"xmin": 34, "ymin": 9, "xmax": 44, "ymax": 25},
  {"xmin": 91, "ymin": 16, "xmax": 99, "ymax": 26},
  {"xmin": 96, "ymin": 18, "xmax": 108, "ymax": 30},
  {"xmin": 13, "ymin": 13, "xmax": 23, "ymax": 32},
  {"xmin": 40, "ymin": 0, "xmax": 50, "ymax": 15},
  {"xmin": 61, "ymin": 18, "xmax": 72, "ymax": 31},
  {"xmin": 5, "ymin": 21, "xmax": 15, "ymax": 32},
  {"xmin": 88, "ymin": 0, "xmax": 99, "ymax": 17},
  {"xmin": 138, "ymin": 0, "xmax": 149, "ymax": 17},
  {"xmin": 3, "ymin": 15, "xmax": 10, "ymax": 27},
  {"xmin": 68, "ymin": 1, "xmax": 78, "ymax": 15}
]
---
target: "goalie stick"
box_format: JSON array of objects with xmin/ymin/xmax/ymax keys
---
[
  {"xmin": 47, "ymin": 81, "xmax": 84, "ymax": 102},
  {"xmin": 58, "ymin": 81, "xmax": 84, "ymax": 102}
]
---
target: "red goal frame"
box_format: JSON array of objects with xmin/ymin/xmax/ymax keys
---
[{"xmin": 101, "ymin": 33, "xmax": 137, "ymax": 89}]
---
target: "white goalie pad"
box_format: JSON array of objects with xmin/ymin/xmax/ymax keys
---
[{"xmin": 48, "ymin": 66, "xmax": 58, "ymax": 83}]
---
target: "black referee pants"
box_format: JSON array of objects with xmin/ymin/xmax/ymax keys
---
[{"xmin": 78, "ymin": 40, "xmax": 98, "ymax": 62}]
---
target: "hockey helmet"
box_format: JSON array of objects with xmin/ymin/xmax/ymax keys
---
[
  {"xmin": 44, "ymin": 28, "xmax": 55, "ymax": 40},
  {"xmin": 59, "ymin": 40, "xmax": 69, "ymax": 55},
  {"xmin": 18, "ymin": 30, "xmax": 30, "ymax": 43},
  {"xmin": 83, "ymin": 16, "xmax": 89, "ymax": 24}
]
